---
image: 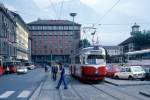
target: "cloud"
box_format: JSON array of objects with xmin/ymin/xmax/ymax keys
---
[
  {"xmin": 33, "ymin": 0, "xmax": 69, "ymax": 10},
  {"xmin": 4, "ymin": 3, "xmax": 16, "ymax": 11}
]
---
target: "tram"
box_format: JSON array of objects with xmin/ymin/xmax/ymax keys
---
[{"xmin": 70, "ymin": 46, "xmax": 107, "ymax": 81}]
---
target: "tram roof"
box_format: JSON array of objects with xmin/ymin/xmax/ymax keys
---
[{"xmin": 126, "ymin": 49, "xmax": 150, "ymax": 55}]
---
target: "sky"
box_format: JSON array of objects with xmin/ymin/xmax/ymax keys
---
[{"xmin": 1, "ymin": 0, "xmax": 150, "ymax": 45}]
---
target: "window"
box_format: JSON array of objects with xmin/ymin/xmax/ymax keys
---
[
  {"xmin": 48, "ymin": 26, "xmax": 52, "ymax": 30},
  {"xmin": 60, "ymin": 32, "xmax": 62, "ymax": 35},
  {"xmin": 69, "ymin": 26, "xmax": 73, "ymax": 30},
  {"xmin": 121, "ymin": 68, "xmax": 126, "ymax": 72},
  {"xmin": 44, "ymin": 33, "xmax": 47, "ymax": 35},
  {"xmin": 126, "ymin": 68, "xmax": 131, "ymax": 72},
  {"xmin": 64, "ymin": 26, "xmax": 69, "ymax": 30},
  {"xmin": 58, "ymin": 26, "xmax": 63, "ymax": 30},
  {"xmin": 53, "ymin": 26, "xmax": 57, "ymax": 30}
]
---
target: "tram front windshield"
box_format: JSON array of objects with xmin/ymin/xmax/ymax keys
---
[{"xmin": 87, "ymin": 55, "xmax": 104, "ymax": 64}]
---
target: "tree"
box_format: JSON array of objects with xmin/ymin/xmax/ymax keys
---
[
  {"xmin": 132, "ymin": 30, "xmax": 150, "ymax": 50},
  {"xmin": 79, "ymin": 39, "xmax": 91, "ymax": 48}
]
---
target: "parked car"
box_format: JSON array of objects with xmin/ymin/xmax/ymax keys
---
[
  {"xmin": 114, "ymin": 66, "xmax": 146, "ymax": 80},
  {"xmin": 17, "ymin": 67, "xmax": 28, "ymax": 74},
  {"xmin": 106, "ymin": 65, "xmax": 120, "ymax": 77},
  {"xmin": 24, "ymin": 62, "xmax": 35, "ymax": 70},
  {"xmin": 3, "ymin": 61, "xmax": 17, "ymax": 74},
  {"xmin": 143, "ymin": 67, "xmax": 150, "ymax": 78}
]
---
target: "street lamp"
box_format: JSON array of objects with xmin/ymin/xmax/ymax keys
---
[
  {"xmin": 70, "ymin": 13, "xmax": 77, "ymax": 22},
  {"xmin": 69, "ymin": 13, "xmax": 77, "ymax": 64}
]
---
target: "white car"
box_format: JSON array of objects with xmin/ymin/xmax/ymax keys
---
[
  {"xmin": 24, "ymin": 63, "xmax": 35, "ymax": 70},
  {"xmin": 114, "ymin": 66, "xmax": 145, "ymax": 80},
  {"xmin": 17, "ymin": 67, "xmax": 28, "ymax": 74}
]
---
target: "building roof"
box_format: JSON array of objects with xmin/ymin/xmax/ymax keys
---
[
  {"xmin": 28, "ymin": 19, "xmax": 81, "ymax": 26},
  {"xmin": 11, "ymin": 11, "xmax": 29, "ymax": 31},
  {"xmin": 118, "ymin": 37, "xmax": 133, "ymax": 46},
  {"xmin": 0, "ymin": 3, "xmax": 16, "ymax": 25}
]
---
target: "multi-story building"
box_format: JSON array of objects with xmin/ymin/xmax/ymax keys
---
[
  {"xmin": 28, "ymin": 19, "xmax": 81, "ymax": 64},
  {"xmin": 0, "ymin": 4, "xmax": 16, "ymax": 61},
  {"xmin": 119, "ymin": 23, "xmax": 140, "ymax": 53},
  {"xmin": 103, "ymin": 46, "xmax": 122, "ymax": 63},
  {"xmin": 11, "ymin": 12, "xmax": 29, "ymax": 62},
  {"xmin": 119, "ymin": 23, "xmax": 142, "ymax": 63}
]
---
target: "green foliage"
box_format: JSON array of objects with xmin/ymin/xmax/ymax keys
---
[
  {"xmin": 79, "ymin": 39, "xmax": 91, "ymax": 48},
  {"xmin": 132, "ymin": 30, "xmax": 150, "ymax": 50}
]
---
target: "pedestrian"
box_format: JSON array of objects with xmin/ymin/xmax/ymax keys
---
[
  {"xmin": 56, "ymin": 63, "xmax": 68, "ymax": 89},
  {"xmin": 53, "ymin": 64, "xmax": 58, "ymax": 81},
  {"xmin": 51, "ymin": 65, "xmax": 55, "ymax": 79},
  {"xmin": 44, "ymin": 64, "xmax": 48, "ymax": 72}
]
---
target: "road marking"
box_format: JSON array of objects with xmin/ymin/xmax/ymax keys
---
[
  {"xmin": 0, "ymin": 91, "xmax": 15, "ymax": 98},
  {"xmin": 17, "ymin": 90, "xmax": 31, "ymax": 98}
]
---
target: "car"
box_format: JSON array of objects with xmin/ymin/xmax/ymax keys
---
[
  {"xmin": 106, "ymin": 65, "xmax": 120, "ymax": 77},
  {"xmin": 17, "ymin": 67, "xmax": 28, "ymax": 74},
  {"xmin": 24, "ymin": 62, "xmax": 36, "ymax": 70},
  {"xmin": 114, "ymin": 66, "xmax": 146, "ymax": 80},
  {"xmin": 3, "ymin": 62, "xmax": 17, "ymax": 73}
]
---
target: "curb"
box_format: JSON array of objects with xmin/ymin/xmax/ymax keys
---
[
  {"xmin": 104, "ymin": 80, "xmax": 120, "ymax": 86},
  {"xmin": 139, "ymin": 91, "xmax": 150, "ymax": 97},
  {"xmin": 29, "ymin": 75, "xmax": 47, "ymax": 100},
  {"xmin": 105, "ymin": 79, "xmax": 150, "ymax": 86}
]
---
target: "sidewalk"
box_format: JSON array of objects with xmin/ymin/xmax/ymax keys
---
[
  {"xmin": 30, "ymin": 71, "xmax": 81, "ymax": 100},
  {"xmin": 139, "ymin": 90, "xmax": 150, "ymax": 97}
]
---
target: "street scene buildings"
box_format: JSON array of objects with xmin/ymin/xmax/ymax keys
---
[
  {"xmin": 0, "ymin": 4, "xmax": 16, "ymax": 61},
  {"xmin": 28, "ymin": 20, "xmax": 81, "ymax": 64},
  {"xmin": 0, "ymin": 1, "xmax": 150, "ymax": 100}
]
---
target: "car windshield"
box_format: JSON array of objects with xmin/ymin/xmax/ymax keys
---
[{"xmin": 131, "ymin": 67, "xmax": 145, "ymax": 72}]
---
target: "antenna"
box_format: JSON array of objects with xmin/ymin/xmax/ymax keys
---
[{"xmin": 82, "ymin": 27, "xmax": 97, "ymax": 46}]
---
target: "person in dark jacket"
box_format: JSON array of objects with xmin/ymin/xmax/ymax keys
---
[
  {"xmin": 56, "ymin": 63, "xmax": 68, "ymax": 89},
  {"xmin": 53, "ymin": 65, "xmax": 58, "ymax": 81},
  {"xmin": 44, "ymin": 64, "xmax": 48, "ymax": 72}
]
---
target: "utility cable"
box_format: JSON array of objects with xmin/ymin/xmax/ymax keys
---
[
  {"xmin": 58, "ymin": 0, "xmax": 64, "ymax": 20},
  {"xmin": 49, "ymin": 0, "xmax": 58, "ymax": 19},
  {"xmin": 94, "ymin": 0, "xmax": 121, "ymax": 26}
]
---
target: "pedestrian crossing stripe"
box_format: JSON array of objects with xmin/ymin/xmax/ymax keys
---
[
  {"xmin": 17, "ymin": 90, "xmax": 31, "ymax": 98},
  {"xmin": 0, "ymin": 91, "xmax": 15, "ymax": 98},
  {"xmin": 0, "ymin": 90, "xmax": 31, "ymax": 98}
]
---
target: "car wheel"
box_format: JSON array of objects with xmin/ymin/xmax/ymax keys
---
[
  {"xmin": 128, "ymin": 76, "xmax": 133, "ymax": 80},
  {"xmin": 140, "ymin": 78, "xmax": 144, "ymax": 81},
  {"xmin": 114, "ymin": 75, "xmax": 119, "ymax": 79}
]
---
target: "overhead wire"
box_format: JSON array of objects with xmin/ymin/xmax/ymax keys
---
[
  {"xmin": 48, "ymin": 0, "xmax": 59, "ymax": 19},
  {"xmin": 94, "ymin": 0, "xmax": 121, "ymax": 26},
  {"xmin": 58, "ymin": 0, "xmax": 64, "ymax": 20}
]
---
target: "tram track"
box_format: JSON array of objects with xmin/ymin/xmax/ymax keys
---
[
  {"xmin": 70, "ymin": 78, "xmax": 118, "ymax": 100},
  {"xmin": 91, "ymin": 83, "xmax": 148, "ymax": 100},
  {"xmin": 70, "ymin": 77, "xmax": 148, "ymax": 100}
]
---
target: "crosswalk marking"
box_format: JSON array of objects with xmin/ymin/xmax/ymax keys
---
[
  {"xmin": 0, "ymin": 91, "xmax": 15, "ymax": 98},
  {"xmin": 17, "ymin": 90, "xmax": 31, "ymax": 98}
]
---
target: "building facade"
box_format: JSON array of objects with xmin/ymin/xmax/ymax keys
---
[
  {"xmin": 119, "ymin": 23, "xmax": 141, "ymax": 63},
  {"xmin": 0, "ymin": 4, "xmax": 16, "ymax": 61},
  {"xmin": 28, "ymin": 19, "xmax": 81, "ymax": 64},
  {"xmin": 103, "ymin": 46, "xmax": 122, "ymax": 63},
  {"xmin": 11, "ymin": 12, "xmax": 29, "ymax": 62}
]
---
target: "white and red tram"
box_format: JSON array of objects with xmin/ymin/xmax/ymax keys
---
[{"xmin": 70, "ymin": 46, "xmax": 107, "ymax": 81}]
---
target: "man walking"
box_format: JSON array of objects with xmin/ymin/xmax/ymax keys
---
[
  {"xmin": 53, "ymin": 64, "xmax": 58, "ymax": 81},
  {"xmin": 56, "ymin": 63, "xmax": 68, "ymax": 89}
]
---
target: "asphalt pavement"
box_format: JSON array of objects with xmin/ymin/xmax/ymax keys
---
[
  {"xmin": 30, "ymin": 70, "xmax": 150, "ymax": 100},
  {"xmin": 0, "ymin": 68, "xmax": 45, "ymax": 100}
]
